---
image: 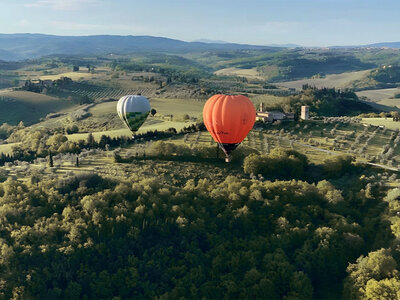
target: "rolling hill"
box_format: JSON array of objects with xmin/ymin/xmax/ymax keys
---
[{"xmin": 0, "ymin": 90, "xmax": 73, "ymax": 125}]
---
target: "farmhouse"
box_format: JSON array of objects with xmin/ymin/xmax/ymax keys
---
[{"xmin": 256, "ymin": 103, "xmax": 294, "ymax": 122}]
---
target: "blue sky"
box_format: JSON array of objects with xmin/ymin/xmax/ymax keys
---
[{"xmin": 1, "ymin": 0, "xmax": 400, "ymax": 46}]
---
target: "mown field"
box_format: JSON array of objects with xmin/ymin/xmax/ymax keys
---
[
  {"xmin": 357, "ymin": 88, "xmax": 400, "ymax": 108},
  {"xmin": 214, "ymin": 67, "xmax": 263, "ymax": 80},
  {"xmin": 39, "ymin": 71, "xmax": 95, "ymax": 81}
]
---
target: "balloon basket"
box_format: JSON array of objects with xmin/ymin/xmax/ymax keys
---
[{"xmin": 225, "ymin": 157, "xmax": 231, "ymax": 163}]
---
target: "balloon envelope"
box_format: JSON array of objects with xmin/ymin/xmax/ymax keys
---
[
  {"xmin": 203, "ymin": 94, "xmax": 256, "ymax": 157},
  {"xmin": 117, "ymin": 95, "xmax": 151, "ymax": 133}
]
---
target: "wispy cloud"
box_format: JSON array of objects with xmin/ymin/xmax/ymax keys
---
[
  {"xmin": 24, "ymin": 0, "xmax": 101, "ymax": 11},
  {"xmin": 17, "ymin": 19, "xmax": 30, "ymax": 27}
]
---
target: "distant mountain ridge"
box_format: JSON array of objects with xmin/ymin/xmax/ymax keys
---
[
  {"xmin": 2, "ymin": 33, "xmax": 400, "ymax": 61},
  {"xmin": 0, "ymin": 33, "xmax": 278, "ymax": 61}
]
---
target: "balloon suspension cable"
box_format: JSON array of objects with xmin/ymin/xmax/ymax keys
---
[{"xmin": 218, "ymin": 143, "xmax": 236, "ymax": 163}]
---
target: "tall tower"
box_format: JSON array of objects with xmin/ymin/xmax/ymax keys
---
[{"xmin": 301, "ymin": 106, "xmax": 309, "ymax": 120}]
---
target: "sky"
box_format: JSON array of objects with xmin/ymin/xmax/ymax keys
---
[{"xmin": 1, "ymin": 0, "xmax": 400, "ymax": 46}]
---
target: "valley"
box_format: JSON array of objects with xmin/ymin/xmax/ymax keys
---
[{"xmin": 1, "ymin": 43, "xmax": 400, "ymax": 299}]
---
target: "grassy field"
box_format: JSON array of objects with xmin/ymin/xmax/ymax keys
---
[
  {"xmin": 214, "ymin": 67, "xmax": 263, "ymax": 80},
  {"xmin": 275, "ymin": 70, "xmax": 372, "ymax": 90},
  {"xmin": 361, "ymin": 118, "xmax": 400, "ymax": 129},
  {"xmin": 66, "ymin": 95, "xmax": 203, "ymax": 141},
  {"xmin": 0, "ymin": 90, "xmax": 73, "ymax": 125},
  {"xmin": 89, "ymin": 97, "xmax": 204, "ymax": 119},
  {"xmin": 150, "ymin": 97, "xmax": 204, "ymax": 119}
]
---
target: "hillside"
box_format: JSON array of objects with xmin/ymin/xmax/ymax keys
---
[
  {"xmin": 0, "ymin": 90, "xmax": 73, "ymax": 125},
  {"xmin": 0, "ymin": 34, "xmax": 277, "ymax": 61}
]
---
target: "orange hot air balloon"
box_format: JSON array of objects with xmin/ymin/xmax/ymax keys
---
[{"xmin": 203, "ymin": 94, "xmax": 256, "ymax": 162}]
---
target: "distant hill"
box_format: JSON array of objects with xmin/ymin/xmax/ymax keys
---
[{"xmin": 0, "ymin": 34, "xmax": 278, "ymax": 61}]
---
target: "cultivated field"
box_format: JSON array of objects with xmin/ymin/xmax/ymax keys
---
[
  {"xmin": 0, "ymin": 142, "xmax": 21, "ymax": 155},
  {"xmin": 108, "ymin": 118, "xmax": 400, "ymax": 170},
  {"xmin": 4, "ymin": 117, "xmax": 400, "ymax": 190}
]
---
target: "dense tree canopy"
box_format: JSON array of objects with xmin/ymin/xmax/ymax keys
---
[{"xmin": 0, "ymin": 151, "xmax": 395, "ymax": 299}]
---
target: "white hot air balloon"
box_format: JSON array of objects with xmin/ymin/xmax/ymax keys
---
[{"xmin": 117, "ymin": 95, "xmax": 151, "ymax": 134}]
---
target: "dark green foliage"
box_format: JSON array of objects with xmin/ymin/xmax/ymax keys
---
[
  {"xmin": 127, "ymin": 141, "xmax": 259, "ymax": 163},
  {"xmin": 243, "ymin": 148, "xmax": 308, "ymax": 179}
]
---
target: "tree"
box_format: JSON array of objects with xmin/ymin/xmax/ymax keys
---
[
  {"xmin": 344, "ymin": 249, "xmax": 399, "ymax": 299},
  {"xmin": 243, "ymin": 148, "xmax": 308, "ymax": 180},
  {"xmin": 87, "ymin": 133, "xmax": 95, "ymax": 147},
  {"xmin": 48, "ymin": 152, "xmax": 53, "ymax": 167},
  {"xmin": 323, "ymin": 155, "xmax": 354, "ymax": 178}
]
